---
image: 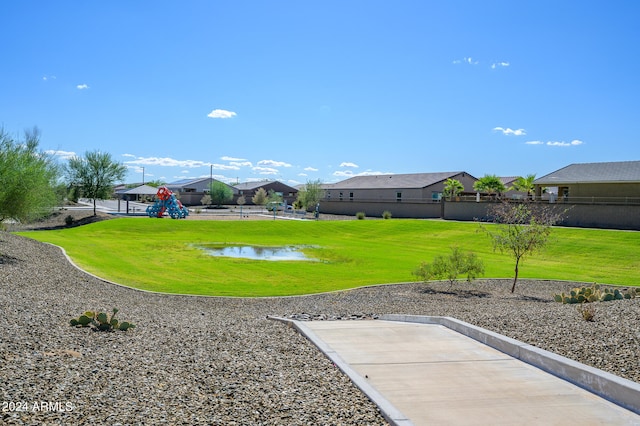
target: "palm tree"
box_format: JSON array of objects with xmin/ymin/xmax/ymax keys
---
[
  {"xmin": 443, "ymin": 178, "xmax": 464, "ymax": 201},
  {"xmin": 473, "ymin": 174, "xmax": 506, "ymax": 197},
  {"xmin": 511, "ymin": 174, "xmax": 536, "ymax": 199}
]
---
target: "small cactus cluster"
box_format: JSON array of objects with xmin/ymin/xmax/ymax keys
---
[
  {"xmin": 70, "ymin": 308, "xmax": 135, "ymax": 331},
  {"xmin": 553, "ymin": 284, "xmax": 637, "ymax": 304}
]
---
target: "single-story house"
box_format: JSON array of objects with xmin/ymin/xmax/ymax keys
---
[
  {"xmin": 166, "ymin": 177, "xmax": 236, "ymax": 194},
  {"xmin": 323, "ymin": 171, "xmax": 477, "ymax": 203},
  {"xmin": 533, "ymin": 160, "xmax": 640, "ymax": 204},
  {"xmin": 320, "ymin": 171, "xmax": 478, "ymax": 217},
  {"xmin": 233, "ymin": 180, "xmax": 298, "ymax": 205},
  {"xmin": 166, "ymin": 177, "xmax": 238, "ymax": 206}
]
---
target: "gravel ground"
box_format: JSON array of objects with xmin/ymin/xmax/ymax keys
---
[{"xmin": 2, "ymin": 213, "xmax": 640, "ymax": 425}]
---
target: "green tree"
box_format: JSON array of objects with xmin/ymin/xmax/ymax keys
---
[
  {"xmin": 443, "ymin": 178, "xmax": 464, "ymax": 201},
  {"xmin": 295, "ymin": 179, "xmax": 323, "ymax": 211},
  {"xmin": 65, "ymin": 151, "xmax": 127, "ymax": 216},
  {"xmin": 266, "ymin": 189, "xmax": 283, "ymax": 211},
  {"xmin": 482, "ymin": 201, "xmax": 565, "ymax": 293},
  {"xmin": 511, "ymin": 174, "xmax": 536, "ymax": 198},
  {"xmin": 473, "ymin": 174, "xmax": 506, "ymax": 197},
  {"xmin": 144, "ymin": 180, "xmax": 165, "ymax": 188},
  {"xmin": 209, "ymin": 180, "xmax": 233, "ymax": 207},
  {"xmin": 252, "ymin": 187, "xmax": 268, "ymax": 206},
  {"xmin": 0, "ymin": 127, "xmax": 60, "ymax": 223},
  {"xmin": 413, "ymin": 246, "xmax": 484, "ymax": 287}
]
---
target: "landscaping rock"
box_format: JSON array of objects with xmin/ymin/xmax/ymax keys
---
[{"xmin": 1, "ymin": 232, "xmax": 639, "ymax": 425}]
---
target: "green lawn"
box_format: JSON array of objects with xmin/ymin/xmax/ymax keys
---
[{"xmin": 15, "ymin": 218, "xmax": 640, "ymax": 296}]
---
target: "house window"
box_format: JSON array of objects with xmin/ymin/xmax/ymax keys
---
[
  {"xmin": 432, "ymin": 192, "xmax": 442, "ymax": 202},
  {"xmin": 349, "ymin": 192, "xmax": 354, "ymax": 201},
  {"xmin": 396, "ymin": 192, "xmax": 402, "ymax": 202},
  {"xmin": 339, "ymin": 192, "xmax": 343, "ymax": 201}
]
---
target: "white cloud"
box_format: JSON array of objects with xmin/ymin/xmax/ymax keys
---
[
  {"xmin": 124, "ymin": 156, "xmax": 209, "ymax": 168},
  {"xmin": 122, "ymin": 153, "xmax": 136, "ymax": 158},
  {"xmin": 525, "ymin": 139, "xmax": 584, "ymax": 147},
  {"xmin": 76, "ymin": 84, "xmax": 89, "ymax": 90},
  {"xmin": 229, "ymin": 161, "xmax": 253, "ymax": 167},
  {"xmin": 304, "ymin": 166, "xmax": 318, "ymax": 172},
  {"xmin": 298, "ymin": 173, "xmax": 308, "ymax": 177},
  {"xmin": 339, "ymin": 162, "xmax": 359, "ymax": 168},
  {"xmin": 221, "ymin": 156, "xmax": 246, "ymax": 162},
  {"xmin": 491, "ymin": 62, "xmax": 510, "ymax": 69},
  {"xmin": 252, "ymin": 166, "xmax": 279, "ymax": 175},
  {"xmin": 453, "ymin": 57, "xmax": 479, "ymax": 65},
  {"xmin": 212, "ymin": 163, "xmax": 240, "ymax": 171},
  {"xmin": 207, "ymin": 109, "xmax": 237, "ymax": 119},
  {"xmin": 333, "ymin": 169, "xmax": 385, "ymax": 178},
  {"xmin": 547, "ymin": 140, "xmax": 584, "ymax": 147},
  {"xmin": 45, "ymin": 149, "xmax": 76, "ymax": 160},
  {"xmin": 493, "ymin": 127, "xmax": 526, "ymax": 136},
  {"xmin": 257, "ymin": 159, "xmax": 292, "ymax": 167},
  {"xmin": 42, "ymin": 75, "xmax": 56, "ymax": 81}
]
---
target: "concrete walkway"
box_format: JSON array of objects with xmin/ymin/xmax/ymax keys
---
[{"xmin": 288, "ymin": 318, "xmax": 640, "ymax": 426}]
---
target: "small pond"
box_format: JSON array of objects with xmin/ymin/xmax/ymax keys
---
[{"xmin": 195, "ymin": 244, "xmax": 318, "ymax": 261}]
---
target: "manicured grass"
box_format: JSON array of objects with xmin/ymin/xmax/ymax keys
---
[{"xmin": 15, "ymin": 218, "xmax": 640, "ymax": 296}]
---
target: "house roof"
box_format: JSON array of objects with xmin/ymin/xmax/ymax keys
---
[
  {"xmin": 234, "ymin": 180, "xmax": 298, "ymax": 191},
  {"xmin": 327, "ymin": 172, "xmax": 472, "ymax": 190},
  {"xmin": 116, "ymin": 184, "xmax": 159, "ymax": 195},
  {"xmin": 534, "ymin": 161, "xmax": 640, "ymax": 185},
  {"xmin": 167, "ymin": 177, "xmax": 212, "ymax": 187},
  {"xmin": 500, "ymin": 176, "xmax": 519, "ymax": 186}
]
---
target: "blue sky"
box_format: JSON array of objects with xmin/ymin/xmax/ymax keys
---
[{"xmin": 2, "ymin": 1, "xmax": 639, "ymax": 186}]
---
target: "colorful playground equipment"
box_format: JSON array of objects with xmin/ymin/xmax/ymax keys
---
[{"xmin": 146, "ymin": 186, "xmax": 189, "ymax": 219}]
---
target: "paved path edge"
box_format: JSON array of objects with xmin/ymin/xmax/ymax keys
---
[
  {"xmin": 267, "ymin": 316, "xmax": 414, "ymax": 426},
  {"xmin": 379, "ymin": 313, "xmax": 640, "ymax": 416}
]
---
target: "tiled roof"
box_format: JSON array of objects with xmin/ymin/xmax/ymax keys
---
[
  {"xmin": 328, "ymin": 172, "xmax": 469, "ymax": 189},
  {"xmin": 534, "ymin": 161, "xmax": 640, "ymax": 184}
]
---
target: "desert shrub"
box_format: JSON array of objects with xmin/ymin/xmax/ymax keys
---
[
  {"xmin": 413, "ymin": 246, "xmax": 484, "ymax": 286},
  {"xmin": 195, "ymin": 208, "xmax": 202, "ymax": 214},
  {"xmin": 577, "ymin": 303, "xmax": 596, "ymax": 322},
  {"xmin": 382, "ymin": 210, "xmax": 392, "ymax": 219},
  {"xmin": 356, "ymin": 211, "xmax": 366, "ymax": 220},
  {"xmin": 64, "ymin": 215, "xmax": 74, "ymax": 226}
]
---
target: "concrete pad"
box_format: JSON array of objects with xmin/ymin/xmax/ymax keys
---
[{"xmin": 294, "ymin": 319, "xmax": 640, "ymax": 426}]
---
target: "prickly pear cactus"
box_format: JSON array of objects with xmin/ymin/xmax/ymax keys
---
[
  {"xmin": 70, "ymin": 308, "xmax": 135, "ymax": 332},
  {"xmin": 553, "ymin": 284, "xmax": 637, "ymax": 304}
]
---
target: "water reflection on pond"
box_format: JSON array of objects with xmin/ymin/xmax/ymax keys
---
[{"xmin": 196, "ymin": 244, "xmax": 317, "ymax": 261}]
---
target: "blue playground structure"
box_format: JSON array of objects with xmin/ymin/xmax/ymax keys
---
[{"xmin": 146, "ymin": 186, "xmax": 189, "ymax": 219}]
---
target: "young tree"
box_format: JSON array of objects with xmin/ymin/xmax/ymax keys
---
[
  {"xmin": 511, "ymin": 174, "xmax": 536, "ymax": 199},
  {"xmin": 482, "ymin": 201, "xmax": 565, "ymax": 293},
  {"xmin": 200, "ymin": 194, "xmax": 212, "ymax": 207},
  {"xmin": 443, "ymin": 178, "xmax": 464, "ymax": 201},
  {"xmin": 65, "ymin": 151, "xmax": 127, "ymax": 215},
  {"xmin": 209, "ymin": 180, "xmax": 233, "ymax": 207},
  {"xmin": 237, "ymin": 195, "xmax": 246, "ymax": 217},
  {"xmin": 252, "ymin": 187, "xmax": 268, "ymax": 206},
  {"xmin": 266, "ymin": 189, "xmax": 283, "ymax": 210},
  {"xmin": 0, "ymin": 127, "xmax": 60, "ymax": 223},
  {"xmin": 473, "ymin": 175, "xmax": 506, "ymax": 197},
  {"xmin": 413, "ymin": 246, "xmax": 484, "ymax": 287},
  {"xmin": 296, "ymin": 179, "xmax": 323, "ymax": 211}
]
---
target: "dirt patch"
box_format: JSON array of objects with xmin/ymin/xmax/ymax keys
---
[{"xmin": 5, "ymin": 209, "xmax": 114, "ymax": 231}]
